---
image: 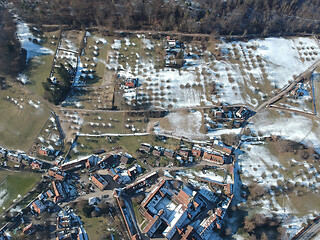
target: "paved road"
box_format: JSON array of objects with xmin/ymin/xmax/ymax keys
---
[
  {"xmin": 296, "ymin": 219, "xmax": 320, "ymax": 240},
  {"xmin": 256, "ymin": 60, "xmax": 320, "ymax": 112}
]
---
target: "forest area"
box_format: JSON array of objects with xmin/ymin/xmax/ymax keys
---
[
  {"xmin": 7, "ymin": 0, "xmax": 320, "ymax": 36},
  {"xmin": 0, "ymin": 6, "xmax": 25, "ymax": 79},
  {"xmin": 1, "ymin": 0, "xmax": 320, "ymax": 80}
]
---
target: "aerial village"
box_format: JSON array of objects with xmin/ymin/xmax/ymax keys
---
[
  {"xmin": 0, "ymin": 131, "xmax": 237, "ymax": 240},
  {"xmin": 0, "ymin": 32, "xmax": 252, "ymax": 239},
  {"xmin": 1, "ymin": 10, "xmax": 320, "ymax": 240}
]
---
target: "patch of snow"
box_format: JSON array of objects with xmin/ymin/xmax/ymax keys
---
[{"xmin": 16, "ymin": 21, "xmax": 54, "ymax": 60}]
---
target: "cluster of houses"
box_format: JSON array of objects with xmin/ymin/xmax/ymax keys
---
[
  {"xmin": 1, "ymin": 135, "xmax": 236, "ymax": 240},
  {"xmin": 109, "ymin": 162, "xmax": 142, "ymax": 185},
  {"xmin": 28, "ymin": 204, "xmax": 89, "ymax": 240},
  {"xmin": 205, "ymin": 106, "xmax": 253, "ymax": 129},
  {"xmin": 123, "ymin": 78, "xmax": 139, "ymax": 89},
  {"xmin": 138, "ymin": 178, "xmax": 233, "ymax": 240},
  {"xmin": 211, "ymin": 106, "xmax": 251, "ymax": 120},
  {"xmin": 38, "ymin": 147, "xmax": 60, "ymax": 158},
  {"xmin": 56, "ymin": 207, "xmax": 88, "ymax": 240},
  {"xmin": 0, "ymin": 146, "xmax": 45, "ymax": 171},
  {"xmin": 56, "ymin": 153, "xmax": 143, "ymax": 187},
  {"xmin": 25, "ymin": 187, "xmax": 76, "ymax": 238},
  {"xmin": 113, "ymin": 172, "xmax": 158, "ymax": 240},
  {"xmin": 139, "ymin": 141, "xmax": 233, "ymax": 165},
  {"xmin": 290, "ymin": 82, "xmax": 308, "ymax": 97},
  {"xmin": 164, "ymin": 36, "xmax": 185, "ymax": 67},
  {"xmin": 140, "ymin": 142, "xmax": 194, "ymax": 165}
]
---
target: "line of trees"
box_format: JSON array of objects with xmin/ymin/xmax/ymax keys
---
[
  {"xmin": 8, "ymin": 0, "xmax": 320, "ymax": 36},
  {"xmin": 42, "ymin": 64, "xmax": 73, "ymax": 105},
  {"xmin": 0, "ymin": 7, "xmax": 26, "ymax": 76}
]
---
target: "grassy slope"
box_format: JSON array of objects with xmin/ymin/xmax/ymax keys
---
[
  {"xmin": 26, "ymin": 54, "xmax": 55, "ymax": 97},
  {"xmin": 0, "ymin": 170, "xmax": 41, "ymax": 213},
  {"xmin": 0, "ymin": 83, "xmax": 50, "ymax": 151},
  {"xmin": 25, "ymin": 30, "xmax": 59, "ymax": 97}
]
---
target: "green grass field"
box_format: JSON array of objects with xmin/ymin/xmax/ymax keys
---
[
  {"xmin": 0, "ymin": 170, "xmax": 41, "ymax": 213},
  {"xmin": 24, "ymin": 30, "xmax": 59, "ymax": 97},
  {"xmin": 80, "ymin": 111, "xmax": 148, "ymax": 135},
  {"xmin": 132, "ymin": 201, "xmax": 143, "ymax": 224},
  {"xmin": 0, "ymin": 83, "xmax": 51, "ymax": 151},
  {"xmin": 25, "ymin": 54, "xmax": 55, "ymax": 97},
  {"xmin": 69, "ymin": 134, "xmax": 187, "ymax": 160},
  {"xmin": 77, "ymin": 212, "xmax": 120, "ymax": 239}
]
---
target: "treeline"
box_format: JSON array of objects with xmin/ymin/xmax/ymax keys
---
[
  {"xmin": 42, "ymin": 64, "xmax": 73, "ymax": 105},
  {"xmin": 8, "ymin": 0, "xmax": 320, "ymax": 35},
  {"xmin": 0, "ymin": 6, "xmax": 25, "ymax": 76}
]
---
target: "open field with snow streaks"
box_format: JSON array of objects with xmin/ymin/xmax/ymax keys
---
[
  {"xmin": 115, "ymin": 36, "xmax": 320, "ymax": 110},
  {"xmin": 238, "ymin": 107, "xmax": 320, "ymax": 238}
]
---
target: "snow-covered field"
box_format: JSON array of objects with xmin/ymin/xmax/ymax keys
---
[
  {"xmin": 154, "ymin": 111, "xmax": 205, "ymax": 139},
  {"xmin": 248, "ymin": 109, "xmax": 320, "ymax": 153},
  {"xmin": 56, "ymin": 33, "xmax": 320, "ymax": 111},
  {"xmin": 0, "ymin": 189, "xmax": 8, "ymax": 208},
  {"xmin": 239, "ymin": 142, "xmax": 281, "ymax": 184},
  {"xmin": 239, "ymin": 108, "xmax": 320, "ymax": 238},
  {"xmin": 16, "ymin": 21, "xmax": 54, "ymax": 61},
  {"xmin": 238, "ymin": 140, "xmax": 320, "ymax": 238}
]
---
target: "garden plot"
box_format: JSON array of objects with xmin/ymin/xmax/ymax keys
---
[
  {"xmin": 175, "ymin": 168, "xmax": 229, "ymax": 185},
  {"xmin": 72, "ymin": 32, "xmax": 111, "ymax": 87},
  {"xmin": 81, "ymin": 112, "xmax": 148, "ymax": 135},
  {"xmin": 62, "ymin": 87, "xmax": 114, "ymax": 109},
  {"xmin": 58, "ymin": 110, "xmax": 84, "ymax": 141},
  {"xmin": 59, "ymin": 30, "xmax": 83, "ymax": 53},
  {"xmin": 272, "ymin": 80, "xmax": 314, "ymax": 114},
  {"xmin": 29, "ymin": 114, "xmax": 63, "ymax": 156},
  {"xmin": 62, "ymin": 32, "xmax": 116, "ymax": 109},
  {"xmin": 59, "ymin": 110, "xmax": 149, "ymax": 140},
  {"xmin": 52, "ymin": 30, "xmax": 84, "ymax": 82},
  {"xmin": 115, "ymin": 36, "xmax": 320, "ymax": 110},
  {"xmin": 57, "ymin": 35, "xmax": 320, "ymax": 110},
  {"xmin": 118, "ymin": 39, "xmax": 217, "ymax": 109}
]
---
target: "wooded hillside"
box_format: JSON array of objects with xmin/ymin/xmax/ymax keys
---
[
  {"xmin": 0, "ymin": 6, "xmax": 25, "ymax": 76},
  {"xmin": 9, "ymin": 0, "xmax": 320, "ymax": 35}
]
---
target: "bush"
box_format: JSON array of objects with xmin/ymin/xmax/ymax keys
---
[
  {"xmin": 249, "ymin": 184, "xmax": 266, "ymax": 200},
  {"xmin": 91, "ymin": 210, "xmax": 101, "ymax": 218},
  {"xmin": 82, "ymin": 205, "xmax": 95, "ymax": 218},
  {"xmin": 221, "ymin": 134, "xmax": 240, "ymax": 146}
]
